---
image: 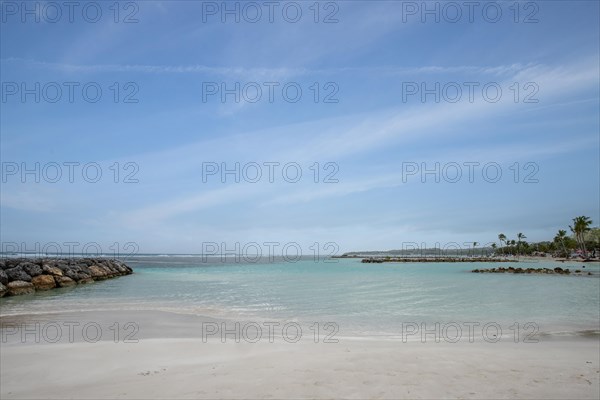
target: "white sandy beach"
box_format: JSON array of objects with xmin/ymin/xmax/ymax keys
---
[{"xmin": 1, "ymin": 311, "xmax": 599, "ymax": 399}]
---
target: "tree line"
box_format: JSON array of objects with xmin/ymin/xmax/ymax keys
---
[{"xmin": 496, "ymin": 216, "xmax": 597, "ymax": 258}]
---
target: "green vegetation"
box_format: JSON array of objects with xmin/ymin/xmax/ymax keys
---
[
  {"xmin": 495, "ymin": 216, "xmax": 598, "ymax": 259},
  {"xmin": 341, "ymin": 216, "xmax": 599, "ymax": 259}
]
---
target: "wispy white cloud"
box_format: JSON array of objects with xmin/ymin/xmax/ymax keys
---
[
  {"xmin": 99, "ymin": 58, "xmax": 598, "ymax": 227},
  {"xmin": 2, "ymin": 57, "xmax": 537, "ymax": 79}
]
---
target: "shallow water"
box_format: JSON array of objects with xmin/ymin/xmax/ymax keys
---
[{"xmin": 1, "ymin": 257, "xmax": 599, "ymax": 337}]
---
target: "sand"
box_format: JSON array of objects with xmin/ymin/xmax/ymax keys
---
[{"xmin": 1, "ymin": 311, "xmax": 599, "ymax": 399}]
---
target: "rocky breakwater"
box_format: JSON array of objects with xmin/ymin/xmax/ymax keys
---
[
  {"xmin": 472, "ymin": 266, "xmax": 593, "ymax": 275},
  {"xmin": 0, "ymin": 258, "xmax": 133, "ymax": 297},
  {"xmin": 362, "ymin": 257, "xmax": 513, "ymax": 263}
]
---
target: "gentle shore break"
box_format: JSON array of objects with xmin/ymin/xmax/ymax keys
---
[{"xmin": 0, "ymin": 258, "xmax": 133, "ymax": 297}]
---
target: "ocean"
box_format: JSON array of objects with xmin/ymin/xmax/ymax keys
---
[{"xmin": 1, "ymin": 256, "xmax": 599, "ymax": 338}]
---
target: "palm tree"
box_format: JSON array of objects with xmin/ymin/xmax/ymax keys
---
[
  {"xmin": 498, "ymin": 233, "xmax": 506, "ymax": 255},
  {"xmin": 554, "ymin": 230, "xmax": 568, "ymax": 258},
  {"xmin": 472, "ymin": 242, "xmax": 478, "ymax": 257},
  {"xmin": 509, "ymin": 240, "xmax": 516, "ymax": 256},
  {"xmin": 517, "ymin": 233, "xmax": 527, "ymax": 258},
  {"xmin": 491, "ymin": 243, "xmax": 497, "ymax": 256},
  {"xmin": 570, "ymin": 216, "xmax": 593, "ymax": 257}
]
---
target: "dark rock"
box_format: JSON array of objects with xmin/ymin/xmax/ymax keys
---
[
  {"xmin": 1, "ymin": 259, "xmax": 18, "ymax": 270},
  {"xmin": 0, "ymin": 269, "xmax": 8, "ymax": 285},
  {"xmin": 21, "ymin": 262, "xmax": 42, "ymax": 277},
  {"xmin": 77, "ymin": 272, "xmax": 91, "ymax": 281},
  {"xmin": 55, "ymin": 263, "xmax": 70, "ymax": 272},
  {"xmin": 64, "ymin": 269, "xmax": 80, "ymax": 281},
  {"xmin": 7, "ymin": 281, "xmax": 35, "ymax": 296},
  {"xmin": 6, "ymin": 266, "xmax": 32, "ymax": 282},
  {"xmin": 0, "ymin": 261, "xmax": 16, "ymax": 271},
  {"xmin": 78, "ymin": 266, "xmax": 89, "ymax": 273},
  {"xmin": 67, "ymin": 265, "xmax": 82, "ymax": 272}
]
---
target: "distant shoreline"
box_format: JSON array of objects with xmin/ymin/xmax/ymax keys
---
[{"xmin": 334, "ymin": 254, "xmax": 600, "ymax": 263}]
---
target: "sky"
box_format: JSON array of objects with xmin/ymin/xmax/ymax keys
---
[{"xmin": 1, "ymin": 0, "xmax": 599, "ymax": 256}]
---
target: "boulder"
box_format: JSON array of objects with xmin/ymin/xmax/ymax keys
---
[
  {"xmin": 55, "ymin": 263, "xmax": 70, "ymax": 272},
  {"xmin": 114, "ymin": 264, "xmax": 128, "ymax": 274},
  {"xmin": 20, "ymin": 262, "xmax": 43, "ymax": 277},
  {"xmin": 6, "ymin": 266, "xmax": 32, "ymax": 282},
  {"xmin": 2, "ymin": 258, "xmax": 132, "ymax": 291},
  {"xmin": 0, "ymin": 282, "xmax": 6, "ymax": 297},
  {"xmin": 64, "ymin": 269, "xmax": 81, "ymax": 281},
  {"xmin": 76, "ymin": 272, "xmax": 92, "ymax": 281},
  {"xmin": 101, "ymin": 265, "xmax": 117, "ymax": 276},
  {"xmin": 89, "ymin": 265, "xmax": 108, "ymax": 279},
  {"xmin": 1, "ymin": 260, "xmax": 18, "ymax": 270},
  {"xmin": 77, "ymin": 264, "xmax": 91, "ymax": 274},
  {"xmin": 56, "ymin": 276, "xmax": 76, "ymax": 287},
  {"xmin": 0, "ymin": 269, "xmax": 8, "ymax": 285},
  {"xmin": 31, "ymin": 275, "xmax": 56, "ymax": 290},
  {"xmin": 7, "ymin": 281, "xmax": 35, "ymax": 296},
  {"xmin": 7, "ymin": 259, "xmax": 25, "ymax": 268},
  {"xmin": 42, "ymin": 264, "xmax": 63, "ymax": 276}
]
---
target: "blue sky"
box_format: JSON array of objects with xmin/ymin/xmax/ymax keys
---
[{"xmin": 1, "ymin": 0, "xmax": 599, "ymax": 255}]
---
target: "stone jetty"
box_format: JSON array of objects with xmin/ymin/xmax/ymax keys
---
[
  {"xmin": 0, "ymin": 258, "xmax": 133, "ymax": 297},
  {"xmin": 361, "ymin": 257, "xmax": 512, "ymax": 263},
  {"xmin": 472, "ymin": 266, "xmax": 593, "ymax": 275}
]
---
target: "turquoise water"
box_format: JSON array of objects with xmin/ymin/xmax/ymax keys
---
[{"xmin": 1, "ymin": 257, "xmax": 599, "ymax": 336}]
